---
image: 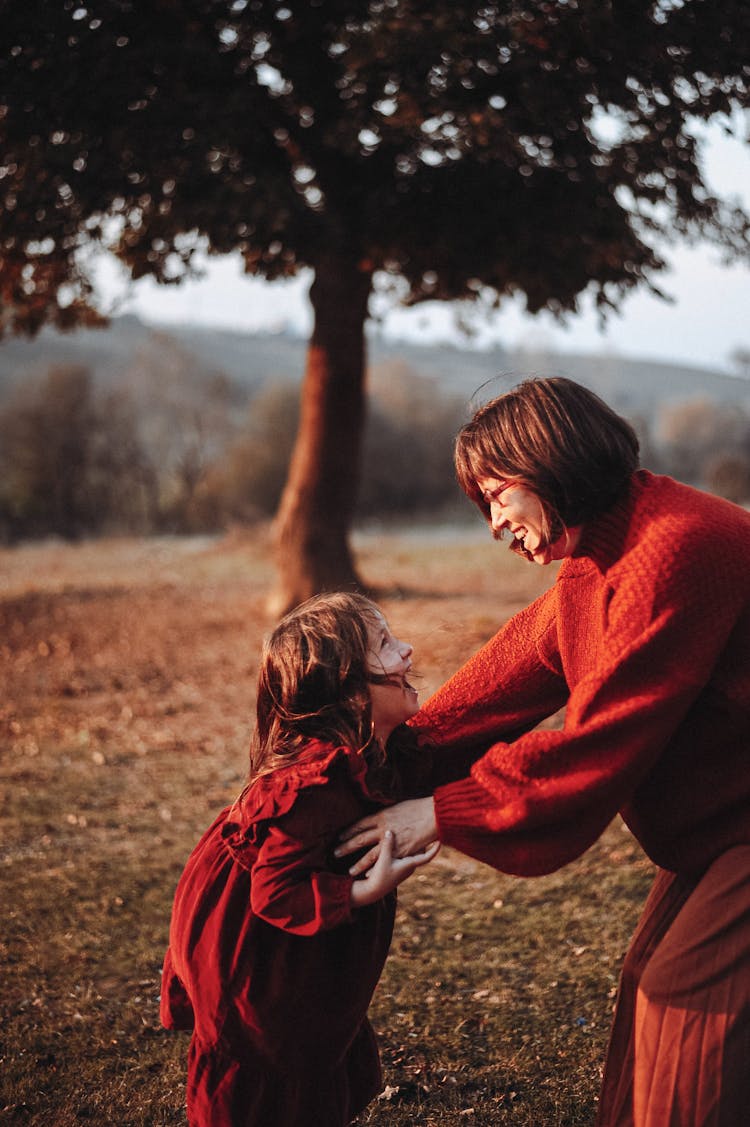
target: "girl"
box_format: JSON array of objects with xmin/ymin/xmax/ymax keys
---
[{"xmin": 160, "ymin": 592, "xmax": 439, "ymax": 1127}]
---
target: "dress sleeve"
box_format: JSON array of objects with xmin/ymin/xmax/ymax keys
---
[
  {"xmin": 410, "ymin": 587, "xmax": 569, "ymax": 789},
  {"xmin": 250, "ymin": 777, "xmax": 361, "ymax": 935},
  {"xmin": 433, "ymin": 541, "xmax": 746, "ymax": 876},
  {"xmin": 159, "ymin": 946, "xmax": 194, "ymax": 1030}
]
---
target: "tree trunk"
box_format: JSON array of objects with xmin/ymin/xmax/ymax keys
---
[{"xmin": 268, "ymin": 252, "xmax": 373, "ymax": 616}]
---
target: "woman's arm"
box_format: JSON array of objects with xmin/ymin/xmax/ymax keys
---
[
  {"xmin": 344, "ymin": 518, "xmax": 749, "ymax": 878},
  {"xmin": 339, "ymin": 592, "xmax": 564, "ymax": 866},
  {"xmin": 409, "ymin": 588, "xmax": 567, "ymax": 785},
  {"xmin": 430, "ymin": 539, "xmax": 748, "ymax": 876}
]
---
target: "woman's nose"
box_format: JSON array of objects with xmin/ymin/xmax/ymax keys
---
[
  {"xmin": 399, "ymin": 640, "xmax": 413, "ymax": 659},
  {"xmin": 490, "ymin": 502, "xmax": 506, "ymax": 532}
]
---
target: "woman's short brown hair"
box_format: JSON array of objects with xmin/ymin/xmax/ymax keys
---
[{"xmin": 455, "ymin": 377, "xmax": 639, "ymax": 531}]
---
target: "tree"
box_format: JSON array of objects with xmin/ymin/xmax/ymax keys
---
[
  {"xmin": 123, "ymin": 331, "xmax": 241, "ymax": 530},
  {"xmin": 729, "ymin": 347, "xmax": 750, "ymax": 380},
  {"xmin": 218, "ymin": 381, "xmax": 301, "ymax": 522},
  {"xmin": 705, "ymin": 451, "xmax": 750, "ymax": 505},
  {"xmin": 654, "ymin": 395, "xmax": 750, "ymax": 485},
  {"xmin": 0, "ymin": 364, "xmax": 153, "ymax": 539},
  {"xmin": 358, "ymin": 361, "xmax": 468, "ymax": 519},
  {"xmin": 0, "ymin": 365, "xmax": 95, "ymax": 538},
  {"xmin": 1, "ymin": 1, "xmax": 748, "ymax": 610}
]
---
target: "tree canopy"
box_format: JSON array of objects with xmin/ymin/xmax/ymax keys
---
[{"xmin": 2, "ymin": 0, "xmax": 748, "ymax": 335}]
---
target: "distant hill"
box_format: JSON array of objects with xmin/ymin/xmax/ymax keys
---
[
  {"xmin": 1, "ymin": 314, "xmax": 749, "ymax": 415},
  {"xmin": 369, "ymin": 335, "xmax": 750, "ymax": 415}
]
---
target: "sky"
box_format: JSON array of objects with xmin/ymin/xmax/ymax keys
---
[{"xmin": 95, "ymin": 118, "xmax": 750, "ymax": 376}]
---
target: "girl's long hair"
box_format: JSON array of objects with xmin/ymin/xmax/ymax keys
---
[{"xmin": 247, "ymin": 591, "xmax": 389, "ymax": 782}]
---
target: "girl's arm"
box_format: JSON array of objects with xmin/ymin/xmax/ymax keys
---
[{"xmin": 349, "ymin": 831, "xmax": 439, "ymax": 908}]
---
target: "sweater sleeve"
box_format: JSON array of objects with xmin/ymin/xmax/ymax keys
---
[
  {"xmin": 410, "ymin": 586, "xmax": 569, "ymax": 789},
  {"xmin": 433, "ymin": 536, "xmax": 747, "ymax": 876},
  {"xmin": 250, "ymin": 780, "xmax": 360, "ymax": 935}
]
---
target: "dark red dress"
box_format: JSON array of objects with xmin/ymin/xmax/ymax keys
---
[{"xmin": 160, "ymin": 740, "xmax": 397, "ymax": 1126}]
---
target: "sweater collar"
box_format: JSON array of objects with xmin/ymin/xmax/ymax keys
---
[{"xmin": 562, "ymin": 470, "xmax": 650, "ymax": 576}]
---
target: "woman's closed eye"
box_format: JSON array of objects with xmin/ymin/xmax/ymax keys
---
[{"xmin": 482, "ymin": 479, "xmax": 515, "ymax": 503}]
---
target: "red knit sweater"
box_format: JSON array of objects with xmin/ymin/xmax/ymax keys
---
[{"xmin": 416, "ymin": 472, "xmax": 750, "ymax": 877}]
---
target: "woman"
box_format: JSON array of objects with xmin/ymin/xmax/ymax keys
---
[{"xmin": 338, "ymin": 377, "xmax": 750, "ymax": 1125}]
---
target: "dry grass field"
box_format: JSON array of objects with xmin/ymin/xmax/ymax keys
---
[{"xmin": 0, "ymin": 528, "xmax": 654, "ymax": 1125}]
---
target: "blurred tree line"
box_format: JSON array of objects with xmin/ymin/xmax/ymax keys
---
[
  {"xmin": 0, "ymin": 352, "xmax": 470, "ymax": 543},
  {"xmin": 2, "ymin": 347, "xmax": 750, "ymax": 545}
]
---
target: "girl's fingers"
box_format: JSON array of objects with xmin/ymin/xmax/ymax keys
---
[
  {"xmin": 401, "ymin": 840, "xmax": 441, "ymax": 870},
  {"xmin": 350, "ymin": 837, "xmax": 440, "ymax": 878},
  {"xmin": 419, "ymin": 841, "xmax": 441, "ymax": 863},
  {"xmin": 380, "ymin": 830, "xmax": 395, "ymax": 858}
]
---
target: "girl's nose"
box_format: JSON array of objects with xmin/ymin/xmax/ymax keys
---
[{"xmin": 399, "ymin": 639, "xmax": 413, "ymax": 659}]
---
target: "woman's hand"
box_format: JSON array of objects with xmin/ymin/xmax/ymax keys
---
[
  {"xmin": 336, "ymin": 797, "xmax": 439, "ymax": 877},
  {"xmin": 349, "ymin": 830, "xmax": 440, "ymax": 909}
]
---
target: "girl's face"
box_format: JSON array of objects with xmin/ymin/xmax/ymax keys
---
[
  {"xmin": 477, "ymin": 474, "xmax": 579, "ymax": 565},
  {"xmin": 365, "ymin": 612, "xmax": 419, "ymax": 742}
]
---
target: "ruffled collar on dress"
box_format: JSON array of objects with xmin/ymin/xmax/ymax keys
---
[{"xmin": 223, "ymin": 738, "xmax": 372, "ymax": 838}]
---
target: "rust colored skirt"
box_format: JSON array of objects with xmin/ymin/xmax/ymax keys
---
[{"xmin": 596, "ymin": 845, "xmax": 750, "ymax": 1127}]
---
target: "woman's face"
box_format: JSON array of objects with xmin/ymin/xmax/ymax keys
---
[
  {"xmin": 365, "ymin": 612, "xmax": 419, "ymax": 742},
  {"xmin": 477, "ymin": 475, "xmax": 579, "ymax": 565}
]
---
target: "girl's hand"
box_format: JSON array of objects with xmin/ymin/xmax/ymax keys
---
[
  {"xmin": 336, "ymin": 797, "xmax": 439, "ymax": 877},
  {"xmin": 349, "ymin": 830, "xmax": 440, "ymax": 909}
]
